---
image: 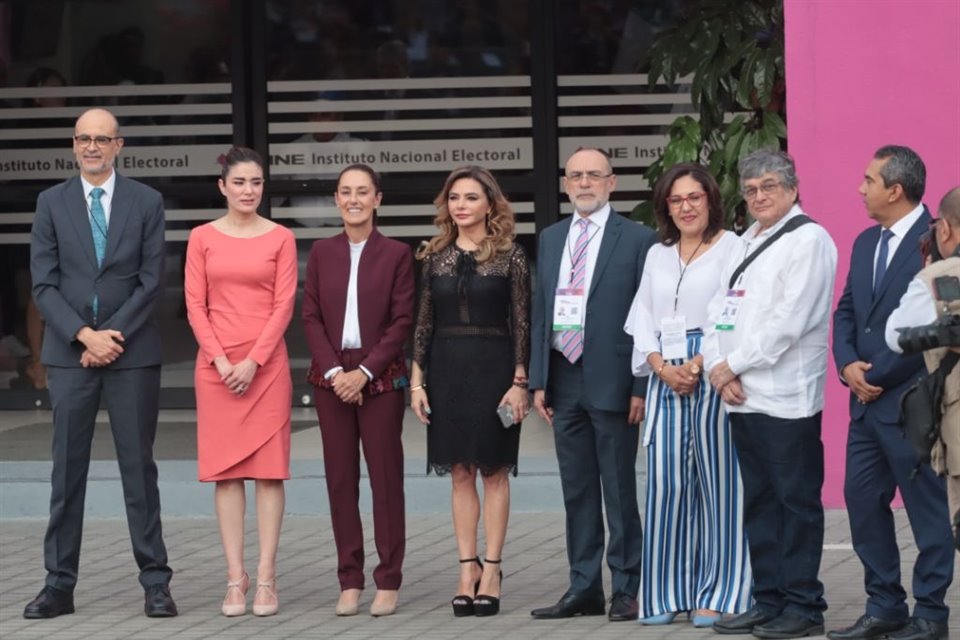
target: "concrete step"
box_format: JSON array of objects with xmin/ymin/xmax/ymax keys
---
[{"xmin": 1, "ymin": 456, "xmax": 634, "ymax": 519}]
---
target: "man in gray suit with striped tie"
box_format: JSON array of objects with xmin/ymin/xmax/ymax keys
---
[
  {"xmin": 529, "ymin": 148, "xmax": 656, "ymax": 621},
  {"xmin": 24, "ymin": 108, "xmax": 176, "ymax": 619}
]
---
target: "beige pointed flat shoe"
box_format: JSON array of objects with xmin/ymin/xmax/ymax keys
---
[
  {"xmin": 335, "ymin": 588, "xmax": 362, "ymax": 616},
  {"xmin": 369, "ymin": 589, "xmax": 398, "ymax": 617}
]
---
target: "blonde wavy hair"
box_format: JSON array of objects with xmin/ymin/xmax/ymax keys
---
[{"xmin": 415, "ymin": 165, "xmax": 515, "ymax": 264}]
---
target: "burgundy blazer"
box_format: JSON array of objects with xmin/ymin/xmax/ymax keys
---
[{"xmin": 302, "ymin": 228, "xmax": 415, "ymax": 394}]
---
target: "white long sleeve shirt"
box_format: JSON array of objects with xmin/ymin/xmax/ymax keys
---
[
  {"xmin": 81, "ymin": 171, "xmax": 116, "ymax": 224},
  {"xmin": 323, "ymin": 238, "xmax": 373, "ymax": 380},
  {"xmin": 886, "ymin": 275, "xmax": 938, "ymax": 353},
  {"xmin": 702, "ymin": 205, "xmax": 838, "ymax": 419},
  {"xmin": 624, "ymin": 231, "xmax": 743, "ymax": 376}
]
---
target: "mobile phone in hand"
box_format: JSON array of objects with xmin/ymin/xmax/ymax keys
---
[{"xmin": 497, "ymin": 403, "xmax": 515, "ymax": 428}]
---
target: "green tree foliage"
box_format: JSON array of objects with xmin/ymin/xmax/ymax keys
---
[{"xmin": 634, "ymin": 0, "xmax": 785, "ymax": 227}]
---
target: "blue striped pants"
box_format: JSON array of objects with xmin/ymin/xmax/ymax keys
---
[{"xmin": 639, "ymin": 331, "xmax": 752, "ymax": 617}]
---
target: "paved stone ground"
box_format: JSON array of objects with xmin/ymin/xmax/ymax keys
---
[
  {"xmin": 2, "ymin": 510, "xmax": 956, "ymax": 640},
  {"xmin": 1, "ymin": 408, "xmax": 957, "ymax": 638}
]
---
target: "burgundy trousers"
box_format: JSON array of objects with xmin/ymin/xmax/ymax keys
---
[{"xmin": 314, "ymin": 351, "xmax": 406, "ymax": 590}]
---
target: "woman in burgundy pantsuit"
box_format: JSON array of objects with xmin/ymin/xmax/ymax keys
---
[{"xmin": 302, "ymin": 164, "xmax": 415, "ymax": 617}]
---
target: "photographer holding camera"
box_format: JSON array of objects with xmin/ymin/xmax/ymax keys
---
[{"xmin": 887, "ymin": 187, "xmax": 960, "ymax": 531}]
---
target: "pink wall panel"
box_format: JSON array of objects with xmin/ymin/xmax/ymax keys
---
[{"xmin": 784, "ymin": 0, "xmax": 960, "ymax": 507}]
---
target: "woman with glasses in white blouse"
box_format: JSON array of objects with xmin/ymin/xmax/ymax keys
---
[{"xmin": 625, "ymin": 163, "xmax": 752, "ymax": 627}]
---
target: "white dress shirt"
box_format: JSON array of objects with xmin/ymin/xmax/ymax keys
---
[
  {"xmin": 341, "ymin": 239, "xmax": 366, "ymax": 349},
  {"xmin": 624, "ymin": 231, "xmax": 743, "ymax": 376},
  {"xmin": 324, "ymin": 238, "xmax": 373, "ymax": 381},
  {"xmin": 873, "ymin": 203, "xmax": 924, "ymax": 288},
  {"xmin": 702, "ymin": 205, "xmax": 838, "ymax": 419},
  {"xmin": 550, "ymin": 203, "xmax": 610, "ymax": 352},
  {"xmin": 886, "ymin": 275, "xmax": 937, "ymax": 353},
  {"xmin": 81, "ymin": 170, "xmax": 117, "ymax": 225}
]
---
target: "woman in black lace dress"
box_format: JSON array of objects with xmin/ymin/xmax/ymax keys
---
[{"xmin": 410, "ymin": 166, "xmax": 530, "ymax": 617}]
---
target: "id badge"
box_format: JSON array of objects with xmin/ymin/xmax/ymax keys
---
[
  {"xmin": 553, "ymin": 288, "xmax": 584, "ymax": 331},
  {"xmin": 716, "ymin": 289, "xmax": 745, "ymax": 331},
  {"xmin": 660, "ymin": 316, "xmax": 687, "ymax": 360}
]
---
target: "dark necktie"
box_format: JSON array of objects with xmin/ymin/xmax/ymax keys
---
[{"xmin": 873, "ymin": 228, "xmax": 893, "ymax": 296}]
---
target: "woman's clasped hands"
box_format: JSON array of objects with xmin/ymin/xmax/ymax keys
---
[
  {"xmin": 660, "ymin": 360, "xmax": 701, "ymax": 396},
  {"xmin": 214, "ymin": 355, "xmax": 259, "ymax": 396}
]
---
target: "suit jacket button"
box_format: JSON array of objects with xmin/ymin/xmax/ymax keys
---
[{"xmin": 865, "ymin": 327, "xmax": 872, "ymax": 334}]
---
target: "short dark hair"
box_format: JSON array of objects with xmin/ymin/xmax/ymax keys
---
[
  {"xmin": 220, "ymin": 146, "xmax": 264, "ymax": 180},
  {"xmin": 939, "ymin": 186, "xmax": 960, "ymax": 228},
  {"xmin": 651, "ymin": 163, "xmax": 725, "ymax": 246},
  {"xmin": 874, "ymin": 145, "xmax": 926, "ymax": 204},
  {"xmin": 337, "ymin": 163, "xmax": 382, "ymax": 193}
]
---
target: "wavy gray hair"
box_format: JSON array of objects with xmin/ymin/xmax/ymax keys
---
[{"xmin": 739, "ymin": 149, "xmax": 799, "ymax": 191}]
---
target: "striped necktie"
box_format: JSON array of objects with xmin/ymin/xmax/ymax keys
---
[
  {"xmin": 89, "ymin": 187, "xmax": 107, "ymax": 318},
  {"xmin": 560, "ymin": 217, "xmax": 591, "ymax": 363}
]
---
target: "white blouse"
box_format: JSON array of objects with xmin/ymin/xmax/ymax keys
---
[
  {"xmin": 341, "ymin": 239, "xmax": 367, "ymax": 349},
  {"xmin": 624, "ymin": 230, "xmax": 743, "ymax": 376}
]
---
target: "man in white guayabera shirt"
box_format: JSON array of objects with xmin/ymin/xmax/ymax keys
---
[{"xmin": 702, "ymin": 149, "xmax": 838, "ymax": 640}]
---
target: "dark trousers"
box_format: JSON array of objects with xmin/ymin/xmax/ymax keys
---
[
  {"xmin": 845, "ymin": 416, "xmax": 953, "ymax": 622},
  {"xmin": 314, "ymin": 351, "xmax": 406, "ymax": 590},
  {"xmin": 729, "ymin": 412, "xmax": 827, "ymax": 623},
  {"xmin": 548, "ymin": 351, "xmax": 643, "ymax": 597},
  {"xmin": 44, "ymin": 365, "xmax": 171, "ymax": 592}
]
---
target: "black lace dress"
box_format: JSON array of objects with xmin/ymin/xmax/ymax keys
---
[{"xmin": 413, "ymin": 243, "xmax": 530, "ymax": 476}]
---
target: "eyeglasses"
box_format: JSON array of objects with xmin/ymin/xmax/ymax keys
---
[
  {"xmin": 74, "ymin": 135, "xmax": 118, "ymax": 148},
  {"xmin": 666, "ymin": 192, "xmax": 706, "ymax": 209},
  {"xmin": 565, "ymin": 171, "xmax": 612, "ymax": 182},
  {"xmin": 741, "ymin": 181, "xmax": 782, "ymax": 200}
]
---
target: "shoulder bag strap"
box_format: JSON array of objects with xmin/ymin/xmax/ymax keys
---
[{"xmin": 728, "ymin": 215, "xmax": 814, "ymax": 289}]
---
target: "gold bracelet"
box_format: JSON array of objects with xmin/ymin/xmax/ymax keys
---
[
  {"xmin": 657, "ymin": 362, "xmax": 666, "ymax": 376},
  {"xmin": 410, "ymin": 384, "xmax": 425, "ymax": 392}
]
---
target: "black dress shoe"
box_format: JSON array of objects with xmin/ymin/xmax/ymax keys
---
[
  {"xmin": 530, "ymin": 591, "xmax": 605, "ymax": 619},
  {"xmin": 752, "ymin": 612, "xmax": 825, "ymax": 639},
  {"xmin": 23, "ymin": 586, "xmax": 74, "ymax": 619},
  {"xmin": 144, "ymin": 584, "xmax": 178, "ymax": 617},
  {"xmin": 608, "ymin": 592, "xmax": 639, "ymax": 621},
  {"xmin": 827, "ymin": 614, "xmax": 907, "ymax": 640},
  {"xmin": 714, "ymin": 605, "xmax": 779, "ymax": 635},
  {"xmin": 886, "ymin": 617, "xmax": 949, "ymax": 640}
]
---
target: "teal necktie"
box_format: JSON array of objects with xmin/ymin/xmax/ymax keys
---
[{"xmin": 89, "ymin": 187, "xmax": 107, "ymax": 319}]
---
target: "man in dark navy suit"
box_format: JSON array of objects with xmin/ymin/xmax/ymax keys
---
[{"xmin": 830, "ymin": 146, "xmax": 953, "ymax": 640}]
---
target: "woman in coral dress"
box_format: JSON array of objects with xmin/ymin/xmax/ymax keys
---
[{"xmin": 185, "ymin": 146, "xmax": 297, "ymax": 618}]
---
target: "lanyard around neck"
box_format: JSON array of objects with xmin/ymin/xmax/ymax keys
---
[{"xmin": 673, "ymin": 236, "xmax": 705, "ymax": 314}]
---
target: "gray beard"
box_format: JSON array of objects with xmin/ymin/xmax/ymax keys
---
[{"xmin": 570, "ymin": 195, "xmax": 606, "ymax": 216}]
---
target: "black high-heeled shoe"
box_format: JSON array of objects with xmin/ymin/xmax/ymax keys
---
[
  {"xmin": 473, "ymin": 558, "xmax": 502, "ymax": 617},
  {"xmin": 451, "ymin": 557, "xmax": 483, "ymax": 617}
]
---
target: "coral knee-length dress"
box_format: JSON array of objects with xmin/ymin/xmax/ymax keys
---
[{"xmin": 185, "ymin": 223, "xmax": 298, "ymax": 482}]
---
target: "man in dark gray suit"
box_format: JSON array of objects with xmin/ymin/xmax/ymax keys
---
[
  {"xmin": 24, "ymin": 108, "xmax": 176, "ymax": 619},
  {"xmin": 529, "ymin": 148, "xmax": 655, "ymax": 621}
]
